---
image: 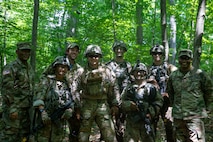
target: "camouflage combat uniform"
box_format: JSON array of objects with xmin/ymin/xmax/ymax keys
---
[
  {"xmin": 167, "ymin": 49, "xmax": 213, "ymax": 142},
  {"xmin": 106, "ymin": 40, "xmax": 132, "ymax": 142},
  {"xmin": 42, "ymin": 43, "xmax": 83, "ymax": 142},
  {"xmin": 149, "ymin": 44, "xmax": 177, "ymax": 142},
  {"xmin": 33, "ymin": 58, "xmax": 74, "ymax": 142},
  {"xmin": 122, "ymin": 62, "xmax": 163, "ymax": 142},
  {"xmin": 1, "ymin": 42, "xmax": 34, "ymax": 142},
  {"xmin": 66, "ymin": 60, "xmax": 83, "ymax": 142},
  {"xmin": 74, "ymin": 45, "xmax": 120, "ymax": 142},
  {"xmin": 106, "ymin": 59, "xmax": 131, "ymax": 94}
]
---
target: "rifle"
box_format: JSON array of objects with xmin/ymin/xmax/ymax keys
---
[
  {"xmin": 31, "ymin": 101, "xmax": 72, "ymax": 135},
  {"xmin": 49, "ymin": 101, "xmax": 72, "ymax": 125},
  {"xmin": 128, "ymin": 85, "xmax": 155, "ymax": 141}
]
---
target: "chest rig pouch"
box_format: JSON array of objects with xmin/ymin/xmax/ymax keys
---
[{"xmin": 83, "ymin": 69, "xmax": 103, "ymax": 96}]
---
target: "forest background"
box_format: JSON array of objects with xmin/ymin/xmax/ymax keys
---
[
  {"xmin": 0, "ymin": 0, "xmax": 213, "ymax": 141},
  {"xmin": 0, "ymin": 0, "xmax": 213, "ymax": 80}
]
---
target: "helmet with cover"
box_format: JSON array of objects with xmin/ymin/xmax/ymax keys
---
[
  {"xmin": 150, "ymin": 44, "xmax": 165, "ymax": 55},
  {"xmin": 112, "ymin": 40, "xmax": 127, "ymax": 52},
  {"xmin": 132, "ymin": 62, "xmax": 148, "ymax": 75},
  {"xmin": 84, "ymin": 44, "xmax": 102, "ymax": 57},
  {"xmin": 53, "ymin": 56, "xmax": 69, "ymax": 68}
]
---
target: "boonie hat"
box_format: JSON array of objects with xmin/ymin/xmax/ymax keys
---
[
  {"xmin": 178, "ymin": 49, "xmax": 193, "ymax": 58},
  {"xmin": 17, "ymin": 42, "xmax": 31, "ymax": 50}
]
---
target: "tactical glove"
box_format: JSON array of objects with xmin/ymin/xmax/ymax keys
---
[
  {"xmin": 111, "ymin": 106, "xmax": 119, "ymax": 117},
  {"xmin": 62, "ymin": 108, "xmax": 73, "ymax": 120},
  {"xmin": 130, "ymin": 102, "xmax": 138, "ymax": 111},
  {"xmin": 41, "ymin": 110, "xmax": 51, "ymax": 125}
]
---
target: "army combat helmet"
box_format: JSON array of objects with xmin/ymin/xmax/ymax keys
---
[
  {"xmin": 112, "ymin": 40, "xmax": 127, "ymax": 52},
  {"xmin": 132, "ymin": 61, "xmax": 148, "ymax": 75},
  {"xmin": 84, "ymin": 44, "xmax": 102, "ymax": 57},
  {"xmin": 53, "ymin": 56, "xmax": 70, "ymax": 69},
  {"xmin": 150, "ymin": 44, "xmax": 165, "ymax": 55}
]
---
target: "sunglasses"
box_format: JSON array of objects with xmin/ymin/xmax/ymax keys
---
[
  {"xmin": 152, "ymin": 52, "xmax": 163, "ymax": 55},
  {"xmin": 88, "ymin": 55, "xmax": 100, "ymax": 58},
  {"xmin": 179, "ymin": 56, "xmax": 191, "ymax": 60}
]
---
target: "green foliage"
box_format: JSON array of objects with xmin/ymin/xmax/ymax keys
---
[{"xmin": 0, "ymin": 0, "xmax": 213, "ymax": 78}]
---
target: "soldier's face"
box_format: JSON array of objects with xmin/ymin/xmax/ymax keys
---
[
  {"xmin": 133, "ymin": 70, "xmax": 146, "ymax": 80},
  {"xmin": 87, "ymin": 54, "xmax": 100, "ymax": 69},
  {"xmin": 16, "ymin": 49, "xmax": 31, "ymax": 61},
  {"xmin": 55, "ymin": 64, "xmax": 69, "ymax": 77},
  {"xmin": 178, "ymin": 55, "xmax": 192, "ymax": 70},
  {"xmin": 114, "ymin": 46, "xmax": 125, "ymax": 57},
  {"xmin": 66, "ymin": 47, "xmax": 79, "ymax": 60},
  {"xmin": 152, "ymin": 52, "xmax": 163, "ymax": 63}
]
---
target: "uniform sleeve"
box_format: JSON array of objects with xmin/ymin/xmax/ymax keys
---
[
  {"xmin": 2, "ymin": 65, "xmax": 18, "ymax": 113},
  {"xmin": 201, "ymin": 71, "xmax": 213, "ymax": 112},
  {"xmin": 166, "ymin": 73, "xmax": 175, "ymax": 105},
  {"xmin": 33, "ymin": 77, "xmax": 49, "ymax": 107},
  {"xmin": 107, "ymin": 69, "xmax": 121, "ymax": 107},
  {"xmin": 121, "ymin": 86, "xmax": 133, "ymax": 112}
]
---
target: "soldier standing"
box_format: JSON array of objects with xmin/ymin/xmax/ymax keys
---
[
  {"xmin": 1, "ymin": 42, "xmax": 34, "ymax": 142},
  {"xmin": 74, "ymin": 45, "xmax": 120, "ymax": 142},
  {"xmin": 121, "ymin": 61, "xmax": 163, "ymax": 142},
  {"xmin": 33, "ymin": 57, "xmax": 74, "ymax": 142},
  {"xmin": 167, "ymin": 49, "xmax": 213, "ymax": 142},
  {"xmin": 42, "ymin": 42, "xmax": 83, "ymax": 141},
  {"xmin": 148, "ymin": 44, "xmax": 177, "ymax": 142},
  {"xmin": 106, "ymin": 40, "xmax": 132, "ymax": 142}
]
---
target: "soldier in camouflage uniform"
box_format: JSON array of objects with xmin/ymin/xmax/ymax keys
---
[
  {"xmin": 42, "ymin": 42, "xmax": 83, "ymax": 141},
  {"xmin": 106, "ymin": 40, "xmax": 132, "ymax": 142},
  {"xmin": 149, "ymin": 44, "xmax": 177, "ymax": 142},
  {"xmin": 74, "ymin": 45, "xmax": 120, "ymax": 142},
  {"xmin": 121, "ymin": 61, "xmax": 163, "ymax": 142},
  {"xmin": 33, "ymin": 57, "xmax": 74, "ymax": 142},
  {"xmin": 167, "ymin": 49, "xmax": 213, "ymax": 142},
  {"xmin": 1, "ymin": 42, "xmax": 34, "ymax": 142}
]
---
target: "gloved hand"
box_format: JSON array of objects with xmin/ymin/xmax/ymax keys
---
[
  {"xmin": 62, "ymin": 108, "xmax": 73, "ymax": 120},
  {"xmin": 41, "ymin": 110, "xmax": 51, "ymax": 125},
  {"xmin": 165, "ymin": 107, "xmax": 173, "ymax": 122},
  {"xmin": 10, "ymin": 112, "xmax": 18, "ymax": 120},
  {"xmin": 111, "ymin": 106, "xmax": 119, "ymax": 117},
  {"xmin": 130, "ymin": 102, "xmax": 138, "ymax": 111}
]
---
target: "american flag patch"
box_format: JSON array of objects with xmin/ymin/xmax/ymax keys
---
[{"xmin": 3, "ymin": 70, "xmax": 11, "ymax": 75}]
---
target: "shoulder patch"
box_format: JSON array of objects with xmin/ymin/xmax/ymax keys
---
[{"xmin": 3, "ymin": 70, "xmax": 11, "ymax": 75}]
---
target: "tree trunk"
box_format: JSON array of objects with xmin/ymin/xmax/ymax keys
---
[
  {"xmin": 31, "ymin": 0, "xmax": 39, "ymax": 77},
  {"xmin": 169, "ymin": 0, "xmax": 177, "ymax": 65},
  {"xmin": 136, "ymin": 0, "xmax": 143, "ymax": 45},
  {"xmin": 160, "ymin": 0, "xmax": 169, "ymax": 62},
  {"xmin": 112, "ymin": 0, "xmax": 117, "ymax": 41},
  {"xmin": 193, "ymin": 0, "xmax": 206, "ymax": 69}
]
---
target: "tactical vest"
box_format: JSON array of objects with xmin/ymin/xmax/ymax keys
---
[
  {"xmin": 126, "ymin": 83, "xmax": 157, "ymax": 122},
  {"xmin": 106, "ymin": 60, "xmax": 131, "ymax": 93},
  {"xmin": 149, "ymin": 62, "xmax": 169, "ymax": 93},
  {"xmin": 45, "ymin": 77, "xmax": 72, "ymax": 115},
  {"xmin": 81, "ymin": 66, "xmax": 109, "ymax": 99}
]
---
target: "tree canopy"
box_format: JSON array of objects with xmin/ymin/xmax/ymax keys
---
[{"xmin": 0, "ymin": 0, "xmax": 213, "ymax": 80}]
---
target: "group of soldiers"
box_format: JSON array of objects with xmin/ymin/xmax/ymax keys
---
[{"xmin": 0, "ymin": 40, "xmax": 212, "ymax": 142}]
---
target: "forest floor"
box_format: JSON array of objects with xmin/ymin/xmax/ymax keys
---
[
  {"xmin": 89, "ymin": 117, "xmax": 213, "ymax": 142},
  {"xmin": 89, "ymin": 117, "xmax": 167, "ymax": 142}
]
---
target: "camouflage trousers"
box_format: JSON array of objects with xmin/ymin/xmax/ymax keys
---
[
  {"xmin": 124, "ymin": 117, "xmax": 154, "ymax": 142},
  {"xmin": 79, "ymin": 99, "xmax": 116, "ymax": 142},
  {"xmin": 1, "ymin": 108, "xmax": 31, "ymax": 142},
  {"xmin": 35, "ymin": 120, "xmax": 68, "ymax": 142},
  {"xmin": 174, "ymin": 118, "xmax": 205, "ymax": 142}
]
